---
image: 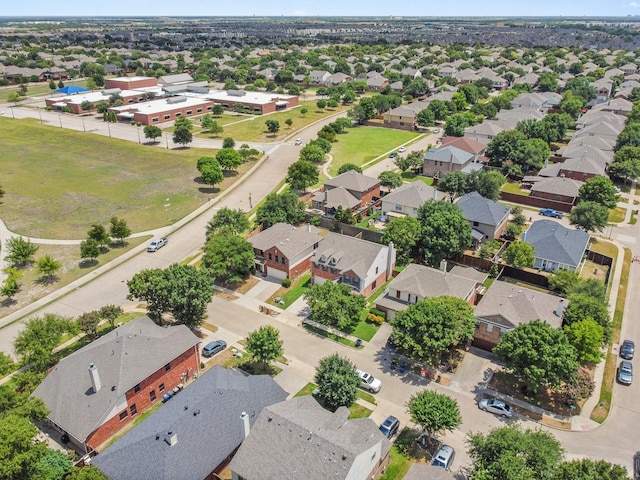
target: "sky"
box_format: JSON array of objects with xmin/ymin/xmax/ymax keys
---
[{"xmin": 4, "ymin": 0, "xmax": 640, "ymax": 18}]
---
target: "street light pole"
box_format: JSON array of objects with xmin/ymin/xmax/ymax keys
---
[
  {"xmin": 137, "ymin": 127, "xmax": 141, "ymax": 144},
  {"xmin": 107, "ymin": 121, "xmax": 111, "ymax": 138},
  {"xmin": 82, "ymin": 117, "xmax": 86, "ymax": 132},
  {"xmin": 166, "ymin": 133, "xmax": 169, "ymax": 149}
]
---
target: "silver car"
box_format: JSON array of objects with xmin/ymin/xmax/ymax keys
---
[
  {"xmin": 478, "ymin": 398, "xmax": 513, "ymax": 418},
  {"xmin": 431, "ymin": 444, "xmax": 455, "ymax": 470},
  {"xmin": 618, "ymin": 360, "xmax": 633, "ymax": 385}
]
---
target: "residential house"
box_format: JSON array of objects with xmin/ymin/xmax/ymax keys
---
[
  {"xmin": 229, "ymin": 396, "xmax": 391, "ymax": 480},
  {"xmin": 383, "ymin": 100, "xmax": 430, "ymax": 130},
  {"xmin": 575, "ymin": 111, "xmax": 624, "ymax": 130},
  {"xmin": 375, "ymin": 264, "xmax": 486, "ymax": 318},
  {"xmin": 523, "ymin": 220, "xmax": 590, "ymax": 272},
  {"xmin": 32, "ymin": 316, "xmax": 200, "ymax": 453},
  {"xmin": 311, "ymin": 170, "xmax": 380, "ymax": 215},
  {"xmin": 455, "ymin": 192, "xmax": 511, "ymax": 245},
  {"xmin": 529, "ymin": 177, "xmax": 584, "ymax": 207},
  {"xmin": 309, "ymin": 70, "xmax": 331, "ymax": 85},
  {"xmin": 621, "ymin": 63, "xmax": 638, "ymax": 76},
  {"xmin": 249, "ymin": 223, "xmax": 322, "ymax": 280},
  {"xmin": 422, "ymin": 145, "xmax": 482, "ymax": 178},
  {"xmin": 404, "ymin": 464, "xmax": 455, "ymax": 480},
  {"xmin": 557, "ymin": 155, "xmax": 607, "ymax": 181},
  {"xmin": 311, "ymin": 232, "xmax": 396, "ymax": 296},
  {"xmin": 366, "ymin": 74, "xmax": 389, "ymax": 91},
  {"xmin": 381, "ymin": 181, "xmax": 445, "ymax": 220},
  {"xmin": 328, "ymin": 72, "xmax": 352, "ymax": 85},
  {"xmin": 440, "ymin": 136, "xmax": 488, "ymax": 163},
  {"xmin": 473, "ymin": 280, "xmax": 566, "ymax": 350},
  {"xmin": 401, "ymin": 67, "xmax": 422, "ymax": 79},
  {"xmin": 463, "ymin": 121, "xmax": 505, "ymax": 144},
  {"xmin": 573, "ymin": 121, "xmax": 623, "ymax": 141},
  {"xmin": 591, "ymin": 97, "xmax": 633, "ymax": 116},
  {"xmin": 92, "ymin": 366, "xmax": 287, "ymax": 480}
]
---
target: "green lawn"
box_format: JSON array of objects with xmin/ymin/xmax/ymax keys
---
[
  {"xmin": 328, "ymin": 126, "xmax": 420, "ymax": 176},
  {"xmin": 349, "ymin": 320, "xmax": 379, "ymax": 342},
  {"xmin": 608, "ymin": 206, "xmax": 626, "ymax": 223},
  {"xmin": 302, "ymin": 322, "xmax": 362, "ymax": 348},
  {"xmin": 0, "ymin": 117, "xmax": 241, "ymax": 238},
  {"xmin": 0, "ymin": 79, "xmax": 89, "ymax": 103},
  {"xmin": 501, "ymin": 181, "xmax": 530, "ymax": 196},
  {"xmin": 401, "ymin": 171, "xmax": 433, "ymax": 185},
  {"xmin": 279, "ymin": 273, "xmax": 312, "ymax": 308},
  {"xmin": 378, "ymin": 428, "xmax": 415, "ymax": 480}
]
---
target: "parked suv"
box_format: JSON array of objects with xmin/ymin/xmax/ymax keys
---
[
  {"xmin": 202, "ymin": 340, "xmax": 227, "ymax": 358},
  {"xmin": 356, "ymin": 369, "xmax": 382, "ymax": 393},
  {"xmin": 431, "ymin": 444, "xmax": 455, "ymax": 470},
  {"xmin": 378, "ymin": 416, "xmax": 399, "ymax": 438},
  {"xmin": 618, "ymin": 360, "xmax": 633, "ymax": 385},
  {"xmin": 620, "ymin": 339, "xmax": 635, "ymax": 360}
]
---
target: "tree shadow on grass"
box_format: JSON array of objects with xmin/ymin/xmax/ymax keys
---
[
  {"xmin": 198, "ymin": 187, "xmax": 219, "ymax": 195},
  {"xmin": 108, "ymin": 241, "xmax": 129, "ymax": 249},
  {"xmin": 223, "ymin": 170, "xmax": 239, "ymax": 177},
  {"xmin": 79, "ymin": 259, "xmax": 99, "ymax": 269},
  {"xmin": 1, "ymin": 297, "xmax": 17, "ymax": 307},
  {"xmin": 34, "ymin": 275, "xmax": 59, "ymax": 286}
]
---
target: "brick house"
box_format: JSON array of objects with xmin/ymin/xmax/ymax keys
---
[
  {"xmin": 249, "ymin": 223, "xmax": 322, "ymax": 280},
  {"xmin": 311, "ymin": 232, "xmax": 396, "ymax": 297},
  {"xmin": 311, "ymin": 170, "xmax": 381, "ymax": 215},
  {"xmin": 230, "ymin": 396, "xmax": 391, "ymax": 480},
  {"xmin": 376, "ymin": 264, "xmax": 486, "ymax": 319},
  {"xmin": 529, "ymin": 177, "xmax": 584, "ymax": 205},
  {"xmin": 422, "ymin": 146, "xmax": 482, "ymax": 178},
  {"xmin": 473, "ymin": 280, "xmax": 566, "ymax": 350},
  {"xmin": 33, "ymin": 316, "xmax": 200, "ymax": 453}
]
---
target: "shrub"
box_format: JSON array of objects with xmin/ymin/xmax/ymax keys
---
[
  {"xmin": 282, "ymin": 278, "xmax": 292, "ymax": 288},
  {"xmin": 367, "ymin": 313, "xmax": 384, "ymax": 325},
  {"xmin": 369, "ymin": 308, "xmax": 387, "ymax": 319}
]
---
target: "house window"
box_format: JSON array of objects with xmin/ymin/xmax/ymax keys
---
[
  {"xmin": 372, "ymin": 280, "xmax": 377, "ymax": 289},
  {"xmin": 150, "ymin": 390, "xmax": 156, "ymax": 402},
  {"xmin": 395, "ymin": 290, "xmax": 401, "ymax": 298},
  {"xmin": 175, "ymin": 113, "xmax": 182, "ymax": 117},
  {"xmin": 186, "ymin": 110, "xmax": 192, "ymax": 115},
  {"xmin": 206, "ymin": 106, "xmax": 212, "ymax": 110},
  {"xmin": 353, "ymin": 277, "xmax": 360, "ymax": 285},
  {"xmin": 159, "ymin": 383, "xmax": 165, "ymax": 392},
  {"xmin": 268, "ymin": 253, "xmax": 273, "ymax": 260},
  {"xmin": 134, "ymin": 383, "xmax": 141, "ymax": 393},
  {"xmin": 344, "ymin": 274, "xmax": 350, "ymax": 282},
  {"xmin": 165, "ymin": 363, "xmax": 171, "ymax": 372},
  {"xmin": 281, "ymin": 257, "xmax": 286, "ymax": 265},
  {"xmin": 313, "ymin": 243, "xmax": 319, "ymax": 249},
  {"xmin": 375, "ymin": 266, "xmax": 379, "ymax": 274},
  {"xmin": 395, "ymin": 204, "xmax": 403, "ymax": 211},
  {"xmin": 322, "ymin": 265, "xmax": 327, "ymax": 271},
  {"xmin": 119, "ymin": 411, "xmax": 128, "ymax": 421},
  {"xmin": 275, "ymin": 255, "xmax": 280, "ymax": 262},
  {"xmin": 130, "ymin": 404, "xmax": 137, "ymax": 416},
  {"xmin": 331, "ymin": 268, "xmax": 337, "ymax": 274},
  {"xmin": 486, "ymin": 324, "xmax": 494, "ymax": 333},
  {"xmin": 152, "ymin": 117, "xmax": 158, "ymax": 123},
  {"xmin": 197, "ymin": 108, "xmax": 202, "ymax": 113},
  {"xmin": 164, "ymin": 115, "xmax": 170, "ymax": 120}
]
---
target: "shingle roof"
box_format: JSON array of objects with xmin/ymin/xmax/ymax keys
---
[
  {"xmin": 424, "ymin": 146, "xmax": 474, "ymax": 165},
  {"xmin": 440, "ymin": 136, "xmax": 486, "ymax": 155},
  {"xmin": 32, "ymin": 316, "xmax": 200, "ymax": 445},
  {"xmin": 315, "ymin": 232, "xmax": 389, "ymax": 279},
  {"xmin": 92, "ymin": 366, "xmax": 287, "ymax": 480},
  {"xmin": 559, "ymin": 156, "xmax": 607, "ymax": 176},
  {"xmin": 230, "ymin": 396, "xmax": 391, "ymax": 480},
  {"xmin": 456, "ymin": 192, "xmax": 511, "ymax": 227},
  {"xmin": 475, "ymin": 280, "xmax": 565, "ymax": 329},
  {"xmin": 382, "ymin": 181, "xmax": 445, "ymax": 209},
  {"xmin": 312, "ymin": 187, "xmax": 360, "ymax": 210},
  {"xmin": 523, "ymin": 219, "xmax": 590, "ymax": 267},
  {"xmin": 325, "ymin": 170, "xmax": 380, "ymax": 193},
  {"xmin": 530, "ymin": 177, "xmax": 583, "ymax": 197},
  {"xmin": 404, "ymin": 464, "xmax": 455, "ymax": 480},
  {"xmin": 383, "ymin": 263, "xmax": 483, "ymax": 299},
  {"xmin": 249, "ymin": 223, "xmax": 321, "ymax": 258}
]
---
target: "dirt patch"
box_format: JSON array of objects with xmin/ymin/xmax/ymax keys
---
[
  {"xmin": 540, "ymin": 415, "xmax": 571, "ymax": 430},
  {"xmin": 233, "ymin": 276, "xmax": 260, "ymax": 294},
  {"xmin": 581, "ymin": 260, "xmax": 609, "ymax": 283},
  {"xmin": 217, "ymin": 292, "xmax": 239, "ymax": 301}
]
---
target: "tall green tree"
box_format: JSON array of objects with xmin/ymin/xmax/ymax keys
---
[
  {"xmin": 551, "ymin": 459, "xmax": 631, "ymax": 480},
  {"xmin": 256, "ymin": 191, "xmax": 305, "ymax": 228},
  {"xmin": 87, "ymin": 224, "xmax": 110, "ymax": 249},
  {"xmin": 36, "ymin": 255, "xmax": 61, "ymax": 282},
  {"xmin": 265, "ymin": 119, "xmax": 280, "ymax": 136},
  {"xmin": 246, "ymin": 325, "xmax": 283, "ymax": 372},
  {"xmin": 172, "ymin": 125, "xmax": 193, "ymax": 147},
  {"xmin": 127, "ymin": 264, "xmax": 213, "ymax": 330},
  {"xmin": 0, "ymin": 414, "xmax": 51, "ymax": 480},
  {"xmin": 494, "ymin": 319, "xmax": 579, "ymax": 394},
  {"xmin": 337, "ymin": 163, "xmax": 363, "ymax": 175},
  {"xmin": 5, "ymin": 237, "xmax": 39, "ymax": 267},
  {"xmin": 143, "ymin": 125, "xmax": 162, "ymax": 143},
  {"xmin": 202, "ymin": 234, "xmax": 255, "ymax": 284},
  {"xmin": 569, "ymin": 201, "xmax": 609, "ymax": 233},
  {"xmin": 468, "ymin": 424, "xmax": 564, "ymax": 480},
  {"xmin": 407, "ymin": 390, "xmax": 461, "ymax": 448},
  {"xmin": 314, "ymin": 354, "xmax": 359, "ymax": 412},
  {"xmin": 77, "ymin": 311, "xmax": 101, "ymax": 340},
  {"xmin": 109, "ymin": 216, "xmax": 131, "ymax": 245},
  {"xmin": 13, "ymin": 314, "xmax": 79, "ymax": 371},
  {"xmin": 215, "ymin": 148, "xmax": 243, "ymax": 171},
  {"xmin": 287, "ymin": 160, "xmax": 319, "ymax": 192},
  {"xmin": 418, "ymin": 200, "xmax": 471, "ymax": 266},
  {"xmin": 299, "ymin": 144, "xmax": 326, "ymax": 164},
  {"xmin": 98, "ymin": 305, "xmax": 124, "ymax": 329},
  {"xmin": 503, "ymin": 241, "xmax": 534, "ymax": 268},
  {"xmin": 304, "ymin": 281, "xmax": 366, "ymax": 331},
  {"xmin": 564, "ymin": 293, "xmax": 612, "ymax": 342},
  {"xmin": 381, "ymin": 216, "xmax": 421, "ymax": 264},
  {"xmin": 564, "ymin": 318, "xmax": 605, "ymax": 364},
  {"xmin": 437, "ymin": 171, "xmax": 469, "ymax": 201},
  {"xmin": 577, "ymin": 176, "xmax": 619, "ymax": 209},
  {"xmin": 378, "ymin": 171, "xmax": 404, "ymax": 190},
  {"xmin": 390, "ymin": 296, "xmax": 476, "ymax": 366},
  {"xmin": 206, "ymin": 207, "xmax": 250, "ymax": 238}
]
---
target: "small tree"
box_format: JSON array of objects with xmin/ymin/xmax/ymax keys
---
[
  {"xmin": 314, "ymin": 354, "xmax": 359, "ymax": 412},
  {"xmin": 265, "ymin": 119, "xmax": 280, "ymax": 136},
  {"xmin": 503, "ymin": 240, "xmax": 535, "ymax": 268},
  {"xmin": 87, "ymin": 224, "xmax": 110, "ymax": 249},
  {"xmin": 77, "ymin": 311, "xmax": 101, "ymax": 340},
  {"xmin": 287, "ymin": 160, "xmax": 319, "ymax": 192},
  {"xmin": 173, "ymin": 125, "xmax": 193, "ymax": 148},
  {"xmin": 304, "ymin": 282, "xmax": 367, "ymax": 331},
  {"xmin": 206, "ymin": 207, "xmax": 250, "ymax": 238},
  {"xmin": 1, "ymin": 276, "xmax": 20, "ymax": 301},
  {"xmin": 98, "ymin": 305, "xmax": 124, "ymax": 329},
  {"xmin": 577, "ymin": 176, "xmax": 619, "ymax": 209},
  {"xmin": 143, "ymin": 125, "xmax": 162, "ymax": 143},
  {"xmin": 5, "ymin": 237, "xmax": 39, "ymax": 267},
  {"xmin": 80, "ymin": 238, "xmax": 101, "ymax": 263},
  {"xmin": 246, "ymin": 325, "xmax": 283, "ymax": 372},
  {"xmin": 337, "ymin": 163, "xmax": 363, "ymax": 175},
  {"xmin": 285, "ymin": 118, "xmax": 293, "ymax": 128},
  {"xmin": 407, "ymin": 390, "xmax": 461, "ymax": 448},
  {"xmin": 216, "ymin": 148, "xmax": 243, "ymax": 171},
  {"xmin": 569, "ymin": 201, "xmax": 609, "ymax": 233},
  {"xmin": 256, "ymin": 191, "xmax": 306, "ymax": 228},
  {"xmin": 564, "ymin": 318, "xmax": 605, "ymax": 364},
  {"xmin": 378, "ymin": 171, "xmax": 404, "ymax": 190},
  {"xmin": 381, "ymin": 216, "xmax": 421, "ymax": 264},
  {"xmin": 222, "ymin": 137, "xmax": 235, "ymax": 149},
  {"xmin": 109, "ymin": 216, "xmax": 131, "ymax": 245},
  {"xmin": 36, "ymin": 255, "xmax": 62, "ymax": 282}
]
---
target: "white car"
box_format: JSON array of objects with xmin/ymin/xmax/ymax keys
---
[
  {"xmin": 433, "ymin": 128, "xmax": 440, "ymax": 134},
  {"xmin": 356, "ymin": 369, "xmax": 382, "ymax": 393},
  {"xmin": 478, "ymin": 398, "xmax": 513, "ymax": 418},
  {"xmin": 398, "ymin": 146, "xmax": 407, "ymax": 153},
  {"xmin": 294, "ymin": 138, "xmax": 302, "ymax": 145},
  {"xmin": 147, "ymin": 237, "xmax": 168, "ymax": 252}
]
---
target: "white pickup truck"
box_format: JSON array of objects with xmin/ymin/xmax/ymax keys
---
[{"xmin": 147, "ymin": 237, "xmax": 168, "ymax": 252}]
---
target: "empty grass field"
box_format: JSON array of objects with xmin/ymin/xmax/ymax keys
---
[{"xmin": 0, "ymin": 117, "xmax": 245, "ymax": 239}]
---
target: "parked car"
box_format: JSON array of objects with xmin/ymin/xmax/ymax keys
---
[
  {"xmin": 388, "ymin": 151, "xmax": 398, "ymax": 158},
  {"xmin": 433, "ymin": 128, "xmax": 440, "ymax": 134},
  {"xmin": 378, "ymin": 415, "xmax": 399, "ymax": 438},
  {"xmin": 398, "ymin": 146, "xmax": 407, "ymax": 153},
  {"xmin": 618, "ymin": 360, "xmax": 633, "ymax": 385},
  {"xmin": 202, "ymin": 340, "xmax": 227, "ymax": 358},
  {"xmin": 431, "ymin": 444, "xmax": 455, "ymax": 470},
  {"xmin": 620, "ymin": 340, "xmax": 635, "ymax": 360},
  {"xmin": 539, "ymin": 208, "xmax": 563, "ymax": 218},
  {"xmin": 478, "ymin": 398, "xmax": 513, "ymax": 418},
  {"xmin": 294, "ymin": 137, "xmax": 302, "ymax": 145},
  {"xmin": 147, "ymin": 237, "xmax": 168, "ymax": 252},
  {"xmin": 356, "ymin": 369, "xmax": 382, "ymax": 393}
]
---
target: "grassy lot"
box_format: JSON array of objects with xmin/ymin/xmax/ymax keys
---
[
  {"xmin": 0, "ymin": 79, "xmax": 89, "ymax": 103},
  {"xmin": 401, "ymin": 171, "xmax": 434, "ymax": 185},
  {"xmin": 501, "ymin": 181, "xmax": 530, "ymax": 196},
  {"xmin": 592, "ymin": 247, "xmax": 632, "ymax": 423},
  {"xmin": 293, "ymin": 382, "xmax": 373, "ymax": 418},
  {"xmin": 0, "ymin": 117, "xmax": 252, "ymax": 238},
  {"xmin": 302, "ymin": 322, "xmax": 362, "ymax": 348},
  {"xmin": 608, "ymin": 206, "xmax": 626, "ymax": 223},
  {"xmin": 0, "ymin": 238, "xmax": 149, "ymax": 319},
  {"xmin": 328, "ymin": 126, "xmax": 420, "ymax": 176},
  {"xmin": 350, "ymin": 320, "xmax": 379, "ymax": 342},
  {"xmin": 378, "ymin": 428, "xmax": 416, "ymax": 480},
  {"xmin": 214, "ymin": 101, "xmax": 348, "ymax": 143},
  {"xmin": 267, "ymin": 273, "xmax": 311, "ymax": 309},
  {"xmin": 631, "ymin": 210, "xmax": 638, "ymax": 225}
]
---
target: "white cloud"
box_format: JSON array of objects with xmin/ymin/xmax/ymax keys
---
[{"xmin": 630, "ymin": 1, "xmax": 640, "ymax": 7}]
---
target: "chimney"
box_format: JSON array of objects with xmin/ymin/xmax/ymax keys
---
[
  {"xmin": 88, "ymin": 363, "xmax": 101, "ymax": 393},
  {"xmin": 555, "ymin": 299, "xmax": 565, "ymax": 317},
  {"xmin": 164, "ymin": 431, "xmax": 178, "ymax": 446},
  {"xmin": 240, "ymin": 411, "xmax": 251, "ymax": 439},
  {"xmin": 386, "ymin": 242, "xmax": 396, "ymax": 278}
]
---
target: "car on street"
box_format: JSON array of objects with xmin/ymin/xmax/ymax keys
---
[
  {"xmin": 618, "ymin": 360, "xmax": 633, "ymax": 385},
  {"xmin": 378, "ymin": 415, "xmax": 399, "ymax": 438},
  {"xmin": 294, "ymin": 138, "xmax": 302, "ymax": 145},
  {"xmin": 202, "ymin": 340, "xmax": 227, "ymax": 358},
  {"xmin": 478, "ymin": 398, "xmax": 513, "ymax": 418},
  {"xmin": 147, "ymin": 237, "xmax": 168, "ymax": 252},
  {"xmin": 620, "ymin": 339, "xmax": 635, "ymax": 360},
  {"xmin": 388, "ymin": 151, "xmax": 398, "ymax": 158},
  {"xmin": 356, "ymin": 369, "xmax": 382, "ymax": 393},
  {"xmin": 433, "ymin": 128, "xmax": 440, "ymax": 134},
  {"xmin": 539, "ymin": 208, "xmax": 563, "ymax": 218},
  {"xmin": 398, "ymin": 146, "xmax": 407, "ymax": 153},
  {"xmin": 431, "ymin": 444, "xmax": 455, "ymax": 470}
]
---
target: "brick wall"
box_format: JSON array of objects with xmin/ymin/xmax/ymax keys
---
[
  {"xmin": 499, "ymin": 191, "xmax": 574, "ymax": 212},
  {"xmin": 86, "ymin": 345, "xmax": 199, "ymax": 451},
  {"xmin": 472, "ymin": 322, "xmax": 502, "ymax": 351}
]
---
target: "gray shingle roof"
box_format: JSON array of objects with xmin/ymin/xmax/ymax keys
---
[
  {"xmin": 530, "ymin": 177, "xmax": 583, "ymax": 197},
  {"xmin": 424, "ymin": 146, "xmax": 474, "ymax": 165},
  {"xmin": 315, "ymin": 232, "xmax": 389, "ymax": 279},
  {"xmin": 523, "ymin": 219, "xmax": 590, "ymax": 267},
  {"xmin": 92, "ymin": 366, "xmax": 287, "ymax": 480},
  {"xmin": 456, "ymin": 191, "xmax": 511, "ymax": 227},
  {"xmin": 325, "ymin": 170, "xmax": 380, "ymax": 193},
  {"xmin": 230, "ymin": 396, "xmax": 391, "ymax": 480},
  {"xmin": 404, "ymin": 463, "xmax": 455, "ymax": 480},
  {"xmin": 383, "ymin": 182, "xmax": 445, "ymax": 209},
  {"xmin": 32, "ymin": 316, "xmax": 200, "ymax": 445},
  {"xmin": 475, "ymin": 280, "xmax": 565, "ymax": 329},
  {"xmin": 249, "ymin": 223, "xmax": 322, "ymax": 258}
]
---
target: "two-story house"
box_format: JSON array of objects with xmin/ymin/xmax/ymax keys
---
[
  {"xmin": 249, "ymin": 223, "xmax": 322, "ymax": 280},
  {"xmin": 381, "ymin": 181, "xmax": 445, "ymax": 221},
  {"xmin": 455, "ymin": 192, "xmax": 511, "ymax": 246},
  {"xmin": 311, "ymin": 170, "xmax": 381, "ymax": 215},
  {"xmin": 422, "ymin": 145, "xmax": 482, "ymax": 178},
  {"xmin": 311, "ymin": 232, "xmax": 396, "ymax": 297}
]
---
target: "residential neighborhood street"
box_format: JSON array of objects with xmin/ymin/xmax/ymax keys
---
[{"xmin": 1, "ymin": 104, "xmax": 640, "ymax": 476}]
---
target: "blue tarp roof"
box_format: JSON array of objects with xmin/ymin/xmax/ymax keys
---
[{"xmin": 55, "ymin": 85, "xmax": 90, "ymax": 95}]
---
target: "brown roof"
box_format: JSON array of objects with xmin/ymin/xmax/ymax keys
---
[{"xmin": 440, "ymin": 136, "xmax": 486, "ymax": 155}]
